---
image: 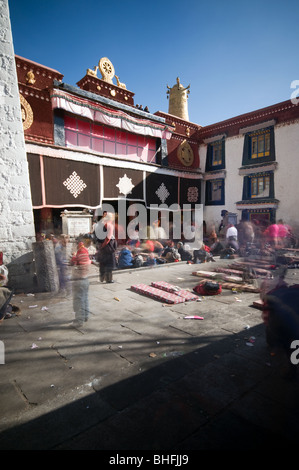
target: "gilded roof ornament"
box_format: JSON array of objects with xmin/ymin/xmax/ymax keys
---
[
  {"xmin": 99, "ymin": 57, "xmax": 115, "ymax": 84},
  {"xmin": 86, "ymin": 58, "xmax": 127, "ymax": 90},
  {"xmin": 19, "ymin": 93, "xmax": 33, "ymax": 130},
  {"xmin": 177, "ymin": 139, "xmax": 194, "ymax": 166},
  {"xmin": 167, "ymin": 77, "xmax": 190, "ymax": 121},
  {"xmin": 86, "ymin": 65, "xmax": 99, "ymax": 77},
  {"xmin": 115, "ymin": 75, "xmax": 126, "ymax": 89},
  {"xmin": 26, "ymin": 70, "xmax": 36, "ymax": 85}
]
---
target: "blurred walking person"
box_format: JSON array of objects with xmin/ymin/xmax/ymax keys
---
[
  {"xmin": 54, "ymin": 234, "xmax": 70, "ymax": 295},
  {"xmin": 70, "ymin": 241, "xmax": 91, "ymax": 327}
]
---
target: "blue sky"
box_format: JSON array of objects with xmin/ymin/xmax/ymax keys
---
[{"xmin": 8, "ymin": 0, "xmax": 299, "ymax": 126}]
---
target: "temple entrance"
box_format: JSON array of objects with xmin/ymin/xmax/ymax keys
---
[{"xmin": 242, "ymin": 209, "xmax": 275, "ymax": 225}]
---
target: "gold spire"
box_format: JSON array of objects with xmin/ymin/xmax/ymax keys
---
[{"xmin": 166, "ymin": 77, "xmax": 190, "ymax": 121}]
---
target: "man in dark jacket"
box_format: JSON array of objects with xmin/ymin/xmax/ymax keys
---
[{"xmin": 177, "ymin": 242, "xmax": 192, "ymax": 261}]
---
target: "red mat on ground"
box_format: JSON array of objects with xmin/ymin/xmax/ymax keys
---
[
  {"xmin": 151, "ymin": 281, "xmax": 198, "ymax": 301},
  {"xmin": 131, "ymin": 283, "xmax": 186, "ymax": 304}
]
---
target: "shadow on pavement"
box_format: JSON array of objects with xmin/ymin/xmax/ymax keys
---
[{"xmin": 0, "ymin": 321, "xmax": 298, "ymax": 451}]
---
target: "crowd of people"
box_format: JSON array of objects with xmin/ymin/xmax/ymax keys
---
[
  {"xmin": 1, "ymin": 212, "xmax": 296, "ymax": 329},
  {"xmin": 38, "ymin": 215, "xmax": 298, "ymax": 289},
  {"xmin": 34, "ymin": 213, "xmax": 297, "ymax": 328},
  {"xmin": 220, "ymin": 218, "xmax": 297, "ymax": 255},
  {"xmin": 90, "ymin": 212, "xmax": 223, "ymax": 280}
]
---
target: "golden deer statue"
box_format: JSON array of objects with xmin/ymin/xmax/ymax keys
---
[
  {"xmin": 86, "ymin": 65, "xmax": 98, "ymax": 77},
  {"xmin": 115, "ymin": 75, "xmax": 126, "ymax": 89}
]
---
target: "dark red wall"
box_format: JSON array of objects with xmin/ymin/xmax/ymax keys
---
[{"xmin": 16, "ymin": 55, "xmax": 63, "ymax": 144}]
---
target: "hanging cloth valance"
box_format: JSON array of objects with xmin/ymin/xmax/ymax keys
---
[
  {"xmin": 27, "ymin": 154, "xmax": 101, "ymax": 209},
  {"xmin": 180, "ymin": 177, "xmax": 201, "ymax": 207},
  {"xmin": 145, "ymin": 172, "xmax": 179, "ymax": 209},
  {"xmin": 51, "ymin": 89, "xmax": 173, "ymax": 140},
  {"xmin": 103, "ymin": 167, "xmax": 144, "ymax": 201}
]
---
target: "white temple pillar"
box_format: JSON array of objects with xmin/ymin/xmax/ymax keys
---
[{"xmin": 0, "ymin": 0, "xmax": 36, "ymax": 265}]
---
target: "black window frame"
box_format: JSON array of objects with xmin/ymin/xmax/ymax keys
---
[
  {"xmin": 242, "ymin": 172, "xmax": 274, "ymax": 201},
  {"xmin": 242, "ymin": 126, "xmax": 275, "ymax": 166},
  {"xmin": 205, "ymin": 178, "xmax": 225, "ymax": 206},
  {"xmin": 205, "ymin": 137, "xmax": 226, "ymax": 172}
]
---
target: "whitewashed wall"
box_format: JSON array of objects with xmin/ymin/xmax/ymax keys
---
[
  {"xmin": 274, "ymin": 119, "xmax": 299, "ymax": 234},
  {"xmin": 0, "ymin": 0, "xmax": 36, "ymax": 264},
  {"xmin": 200, "ymin": 135, "xmax": 244, "ymax": 233},
  {"xmin": 201, "ymin": 120, "xmax": 299, "ymax": 238}
]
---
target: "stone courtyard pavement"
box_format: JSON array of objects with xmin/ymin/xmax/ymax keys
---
[{"xmin": 0, "ymin": 259, "xmax": 298, "ymax": 451}]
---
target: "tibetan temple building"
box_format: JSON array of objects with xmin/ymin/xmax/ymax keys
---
[
  {"xmin": 1, "ymin": 0, "xmax": 298, "ymax": 291},
  {"xmin": 17, "ymin": 54, "xmax": 299, "ymax": 241},
  {"xmin": 17, "ymin": 55, "xmax": 202, "ymax": 240}
]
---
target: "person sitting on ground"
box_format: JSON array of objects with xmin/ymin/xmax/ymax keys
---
[
  {"xmin": 193, "ymin": 243, "xmax": 215, "ymax": 263},
  {"xmin": 131, "ymin": 250, "xmax": 144, "ymax": 268},
  {"xmin": 0, "ymin": 286, "xmax": 14, "ymax": 323},
  {"xmin": 117, "ymin": 246, "xmax": 134, "ymax": 269},
  {"xmin": 208, "ymin": 228, "xmax": 217, "ymax": 245},
  {"xmin": 153, "ymin": 240, "xmax": 164, "ymax": 255},
  {"xmin": 177, "ymin": 242, "xmax": 192, "ymax": 261},
  {"xmin": 209, "ymin": 236, "xmax": 224, "ymax": 256},
  {"xmin": 165, "ymin": 250, "xmax": 181, "ymax": 262},
  {"xmin": 161, "ymin": 240, "xmax": 175, "ymax": 257},
  {"xmin": 161, "ymin": 240, "xmax": 181, "ymax": 262},
  {"xmin": 144, "ymin": 252, "xmax": 156, "ymax": 266}
]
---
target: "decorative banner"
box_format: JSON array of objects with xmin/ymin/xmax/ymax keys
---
[
  {"xmin": 27, "ymin": 153, "xmax": 43, "ymax": 207},
  {"xmin": 103, "ymin": 166, "xmax": 144, "ymax": 200},
  {"xmin": 42, "ymin": 156, "xmax": 101, "ymax": 208},
  {"xmin": 28, "ymin": 152, "xmax": 201, "ymax": 214},
  {"xmin": 180, "ymin": 177, "xmax": 201, "ymax": 207},
  {"xmin": 145, "ymin": 172, "xmax": 178, "ymax": 208}
]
